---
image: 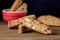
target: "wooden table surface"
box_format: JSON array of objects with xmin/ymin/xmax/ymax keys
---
[{"xmin": 0, "ymin": 21, "xmax": 60, "ymax": 40}]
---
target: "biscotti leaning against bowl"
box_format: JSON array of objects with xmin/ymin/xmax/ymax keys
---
[
  {"xmin": 10, "ymin": 0, "xmax": 23, "ymax": 11},
  {"xmin": 2, "ymin": 3, "xmax": 28, "ymax": 22}
]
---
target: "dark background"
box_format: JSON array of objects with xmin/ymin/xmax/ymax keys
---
[
  {"xmin": 0, "ymin": 0, "xmax": 60, "ymax": 20},
  {"xmin": 0, "ymin": 0, "xmax": 14, "ymax": 20}
]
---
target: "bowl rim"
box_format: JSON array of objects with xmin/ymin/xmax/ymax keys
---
[{"xmin": 2, "ymin": 9, "xmax": 27, "ymax": 13}]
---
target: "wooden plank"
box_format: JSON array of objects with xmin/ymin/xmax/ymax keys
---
[{"xmin": 0, "ymin": 21, "xmax": 60, "ymax": 40}]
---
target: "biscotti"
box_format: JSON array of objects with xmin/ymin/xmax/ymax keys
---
[
  {"xmin": 15, "ymin": 3, "xmax": 27, "ymax": 12},
  {"xmin": 18, "ymin": 24, "xmax": 24, "ymax": 33},
  {"xmin": 8, "ymin": 19, "xmax": 19, "ymax": 28},
  {"xmin": 38, "ymin": 15, "xmax": 60, "ymax": 26},
  {"xmin": 10, "ymin": 0, "xmax": 23, "ymax": 11}
]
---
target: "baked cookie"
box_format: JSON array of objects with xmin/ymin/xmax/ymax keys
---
[{"xmin": 38, "ymin": 15, "xmax": 60, "ymax": 26}]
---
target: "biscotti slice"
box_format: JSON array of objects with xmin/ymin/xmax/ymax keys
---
[
  {"xmin": 15, "ymin": 3, "xmax": 27, "ymax": 12},
  {"xmin": 18, "ymin": 15, "xmax": 36, "ymax": 23},
  {"xmin": 10, "ymin": 0, "xmax": 23, "ymax": 11},
  {"xmin": 23, "ymin": 19, "xmax": 53, "ymax": 34},
  {"xmin": 38, "ymin": 15, "xmax": 60, "ymax": 26},
  {"xmin": 8, "ymin": 19, "xmax": 19, "ymax": 28}
]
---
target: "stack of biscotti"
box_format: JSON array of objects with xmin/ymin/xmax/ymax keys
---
[
  {"xmin": 10, "ymin": 0, "xmax": 27, "ymax": 12},
  {"xmin": 8, "ymin": 15, "xmax": 53, "ymax": 34},
  {"xmin": 8, "ymin": 14, "xmax": 60, "ymax": 35}
]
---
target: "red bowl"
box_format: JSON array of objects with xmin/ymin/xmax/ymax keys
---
[{"xmin": 2, "ymin": 9, "xmax": 27, "ymax": 22}]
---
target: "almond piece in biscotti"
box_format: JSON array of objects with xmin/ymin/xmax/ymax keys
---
[
  {"xmin": 10, "ymin": 0, "xmax": 23, "ymax": 11},
  {"xmin": 38, "ymin": 15, "xmax": 60, "ymax": 26},
  {"xmin": 22, "ymin": 6, "xmax": 27, "ymax": 12}
]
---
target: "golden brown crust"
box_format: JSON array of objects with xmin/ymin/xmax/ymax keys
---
[
  {"xmin": 38, "ymin": 15, "xmax": 60, "ymax": 26},
  {"xmin": 15, "ymin": 3, "xmax": 27, "ymax": 12},
  {"xmin": 23, "ymin": 19, "xmax": 52, "ymax": 34},
  {"xmin": 18, "ymin": 24, "xmax": 24, "ymax": 33},
  {"xmin": 8, "ymin": 19, "xmax": 19, "ymax": 28}
]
